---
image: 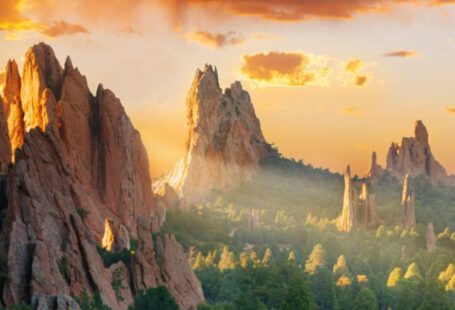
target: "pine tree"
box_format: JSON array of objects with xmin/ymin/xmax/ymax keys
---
[
  {"xmin": 404, "ymin": 263, "xmax": 422, "ymax": 281},
  {"xmin": 417, "ymin": 280, "xmax": 451, "ymax": 310},
  {"xmin": 280, "ymin": 273, "xmax": 312, "ymax": 310},
  {"xmin": 333, "ymin": 255, "xmax": 350, "ymax": 277},
  {"xmin": 305, "ymin": 244, "xmax": 327, "ymax": 275},
  {"xmin": 438, "ymin": 263, "xmax": 455, "ymax": 283},
  {"xmin": 262, "ymin": 248, "xmax": 273, "ymax": 266},
  {"xmin": 218, "ymin": 246, "xmax": 236, "ymax": 270},
  {"xmin": 288, "ymin": 250, "xmax": 297, "ymax": 264},
  {"xmin": 192, "ymin": 252, "xmax": 205, "ymax": 270},
  {"xmin": 353, "ymin": 287, "xmax": 378, "ymax": 310},
  {"xmin": 387, "ymin": 267, "xmax": 403, "ymax": 288}
]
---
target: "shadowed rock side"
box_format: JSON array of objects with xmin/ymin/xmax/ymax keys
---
[
  {"xmin": 155, "ymin": 65, "xmax": 277, "ymax": 207},
  {"xmin": 386, "ymin": 120, "xmax": 455, "ymax": 185},
  {"xmin": 0, "ymin": 43, "xmax": 204, "ymax": 310},
  {"xmin": 338, "ymin": 166, "xmax": 383, "ymax": 232}
]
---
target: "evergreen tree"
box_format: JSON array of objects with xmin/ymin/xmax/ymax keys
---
[
  {"xmin": 280, "ymin": 273, "xmax": 312, "ymax": 310},
  {"xmin": 288, "ymin": 250, "xmax": 297, "ymax": 264},
  {"xmin": 128, "ymin": 286, "xmax": 178, "ymax": 310},
  {"xmin": 333, "ymin": 255, "xmax": 350, "ymax": 277},
  {"xmin": 305, "ymin": 244, "xmax": 327, "ymax": 275},
  {"xmin": 404, "ymin": 263, "xmax": 422, "ymax": 281},
  {"xmin": 262, "ymin": 248, "xmax": 273, "ymax": 266},
  {"xmin": 417, "ymin": 280, "xmax": 451, "ymax": 310},
  {"xmin": 387, "ymin": 267, "xmax": 403, "ymax": 288},
  {"xmin": 311, "ymin": 267, "xmax": 335, "ymax": 310},
  {"xmin": 353, "ymin": 287, "xmax": 378, "ymax": 310},
  {"xmin": 218, "ymin": 247, "xmax": 236, "ymax": 271},
  {"xmin": 193, "ymin": 252, "xmax": 205, "ymax": 269}
]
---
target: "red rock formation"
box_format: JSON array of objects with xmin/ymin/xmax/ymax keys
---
[
  {"xmin": 401, "ymin": 174, "xmax": 416, "ymax": 229},
  {"xmin": 339, "ymin": 166, "xmax": 383, "ymax": 232},
  {"xmin": 364, "ymin": 151, "xmax": 384, "ymax": 181},
  {"xmin": 155, "ymin": 65, "xmax": 277, "ymax": 207},
  {"xmin": 386, "ymin": 121, "xmax": 453, "ymax": 185},
  {"xmin": 0, "ymin": 43, "xmax": 204, "ymax": 310}
]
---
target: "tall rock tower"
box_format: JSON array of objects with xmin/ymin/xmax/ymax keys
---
[
  {"xmin": 156, "ymin": 65, "xmax": 277, "ymax": 207},
  {"xmin": 401, "ymin": 174, "xmax": 416, "ymax": 228}
]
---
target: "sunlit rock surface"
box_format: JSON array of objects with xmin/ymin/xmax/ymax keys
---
[
  {"xmin": 338, "ymin": 166, "xmax": 383, "ymax": 232},
  {"xmin": 401, "ymin": 174, "xmax": 416, "ymax": 229},
  {"xmin": 155, "ymin": 65, "xmax": 277, "ymax": 207},
  {"xmin": 0, "ymin": 43, "xmax": 204, "ymax": 310},
  {"xmin": 386, "ymin": 120, "xmax": 455, "ymax": 185}
]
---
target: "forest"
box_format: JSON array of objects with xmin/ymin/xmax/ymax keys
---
[{"xmin": 161, "ymin": 157, "xmax": 455, "ymax": 309}]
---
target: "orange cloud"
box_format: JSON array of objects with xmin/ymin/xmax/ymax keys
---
[
  {"xmin": 355, "ymin": 75, "xmax": 368, "ymax": 86},
  {"xmin": 241, "ymin": 51, "xmax": 371, "ymax": 87},
  {"xmin": 344, "ymin": 59, "xmax": 369, "ymax": 87},
  {"xmin": 241, "ymin": 51, "xmax": 318, "ymax": 86},
  {"xmin": 445, "ymin": 106, "xmax": 455, "ymax": 113},
  {"xmin": 186, "ymin": 31, "xmax": 244, "ymax": 48},
  {"xmin": 40, "ymin": 20, "xmax": 89, "ymax": 37},
  {"xmin": 383, "ymin": 50, "xmax": 420, "ymax": 57},
  {"xmin": 342, "ymin": 105, "xmax": 362, "ymax": 116},
  {"xmin": 159, "ymin": 0, "xmax": 455, "ymax": 25},
  {"xmin": 0, "ymin": 0, "xmax": 88, "ymax": 37}
]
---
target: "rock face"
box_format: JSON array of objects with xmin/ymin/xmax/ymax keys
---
[
  {"xmin": 364, "ymin": 151, "xmax": 384, "ymax": 181},
  {"xmin": 426, "ymin": 223, "xmax": 436, "ymax": 252},
  {"xmin": 155, "ymin": 65, "xmax": 277, "ymax": 207},
  {"xmin": 401, "ymin": 174, "xmax": 416, "ymax": 229},
  {"xmin": 386, "ymin": 121, "xmax": 453, "ymax": 185},
  {"xmin": 0, "ymin": 43, "xmax": 204, "ymax": 310},
  {"xmin": 338, "ymin": 166, "xmax": 382, "ymax": 232}
]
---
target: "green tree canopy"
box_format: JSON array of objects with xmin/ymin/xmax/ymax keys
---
[
  {"xmin": 128, "ymin": 286, "xmax": 178, "ymax": 310},
  {"xmin": 353, "ymin": 287, "xmax": 378, "ymax": 310}
]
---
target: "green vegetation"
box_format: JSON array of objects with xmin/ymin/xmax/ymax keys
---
[
  {"xmin": 58, "ymin": 256, "xmax": 71, "ymax": 284},
  {"xmin": 128, "ymin": 286, "xmax": 179, "ymax": 310},
  {"xmin": 162, "ymin": 158, "xmax": 455, "ymax": 309},
  {"xmin": 97, "ymin": 240, "xmax": 137, "ymax": 268},
  {"xmin": 76, "ymin": 291, "xmax": 111, "ymax": 310},
  {"xmin": 76, "ymin": 207, "xmax": 90, "ymax": 220}
]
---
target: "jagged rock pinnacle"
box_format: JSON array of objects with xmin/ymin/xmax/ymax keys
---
[{"xmin": 155, "ymin": 64, "xmax": 277, "ymax": 206}]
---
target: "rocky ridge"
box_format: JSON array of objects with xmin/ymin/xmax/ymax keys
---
[
  {"xmin": 0, "ymin": 43, "xmax": 203, "ymax": 310},
  {"xmin": 367, "ymin": 120, "xmax": 455, "ymax": 186},
  {"xmin": 155, "ymin": 65, "xmax": 277, "ymax": 207}
]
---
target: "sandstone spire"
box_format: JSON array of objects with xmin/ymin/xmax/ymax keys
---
[
  {"xmin": 1, "ymin": 59, "xmax": 25, "ymax": 161},
  {"xmin": 365, "ymin": 151, "xmax": 384, "ymax": 180},
  {"xmin": 426, "ymin": 222, "xmax": 436, "ymax": 252},
  {"xmin": 339, "ymin": 165, "xmax": 355, "ymax": 232},
  {"xmin": 386, "ymin": 120, "xmax": 453, "ymax": 185},
  {"xmin": 339, "ymin": 167, "xmax": 383, "ymax": 232},
  {"xmin": 0, "ymin": 43, "xmax": 204, "ymax": 310},
  {"xmin": 401, "ymin": 174, "xmax": 416, "ymax": 228},
  {"xmin": 155, "ymin": 64, "xmax": 277, "ymax": 207}
]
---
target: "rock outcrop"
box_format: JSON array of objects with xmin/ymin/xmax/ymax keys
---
[
  {"xmin": 0, "ymin": 43, "xmax": 204, "ymax": 310},
  {"xmin": 338, "ymin": 166, "xmax": 383, "ymax": 232},
  {"xmin": 364, "ymin": 151, "xmax": 384, "ymax": 181},
  {"xmin": 155, "ymin": 65, "xmax": 277, "ymax": 207},
  {"xmin": 401, "ymin": 174, "xmax": 416, "ymax": 229},
  {"xmin": 426, "ymin": 223, "xmax": 436, "ymax": 252},
  {"xmin": 386, "ymin": 120, "xmax": 454, "ymax": 185}
]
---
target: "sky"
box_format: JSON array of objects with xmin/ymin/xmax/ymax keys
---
[{"xmin": 1, "ymin": 0, "xmax": 455, "ymax": 178}]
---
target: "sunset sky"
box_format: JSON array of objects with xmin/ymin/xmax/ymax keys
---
[{"xmin": 1, "ymin": 0, "xmax": 455, "ymax": 177}]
